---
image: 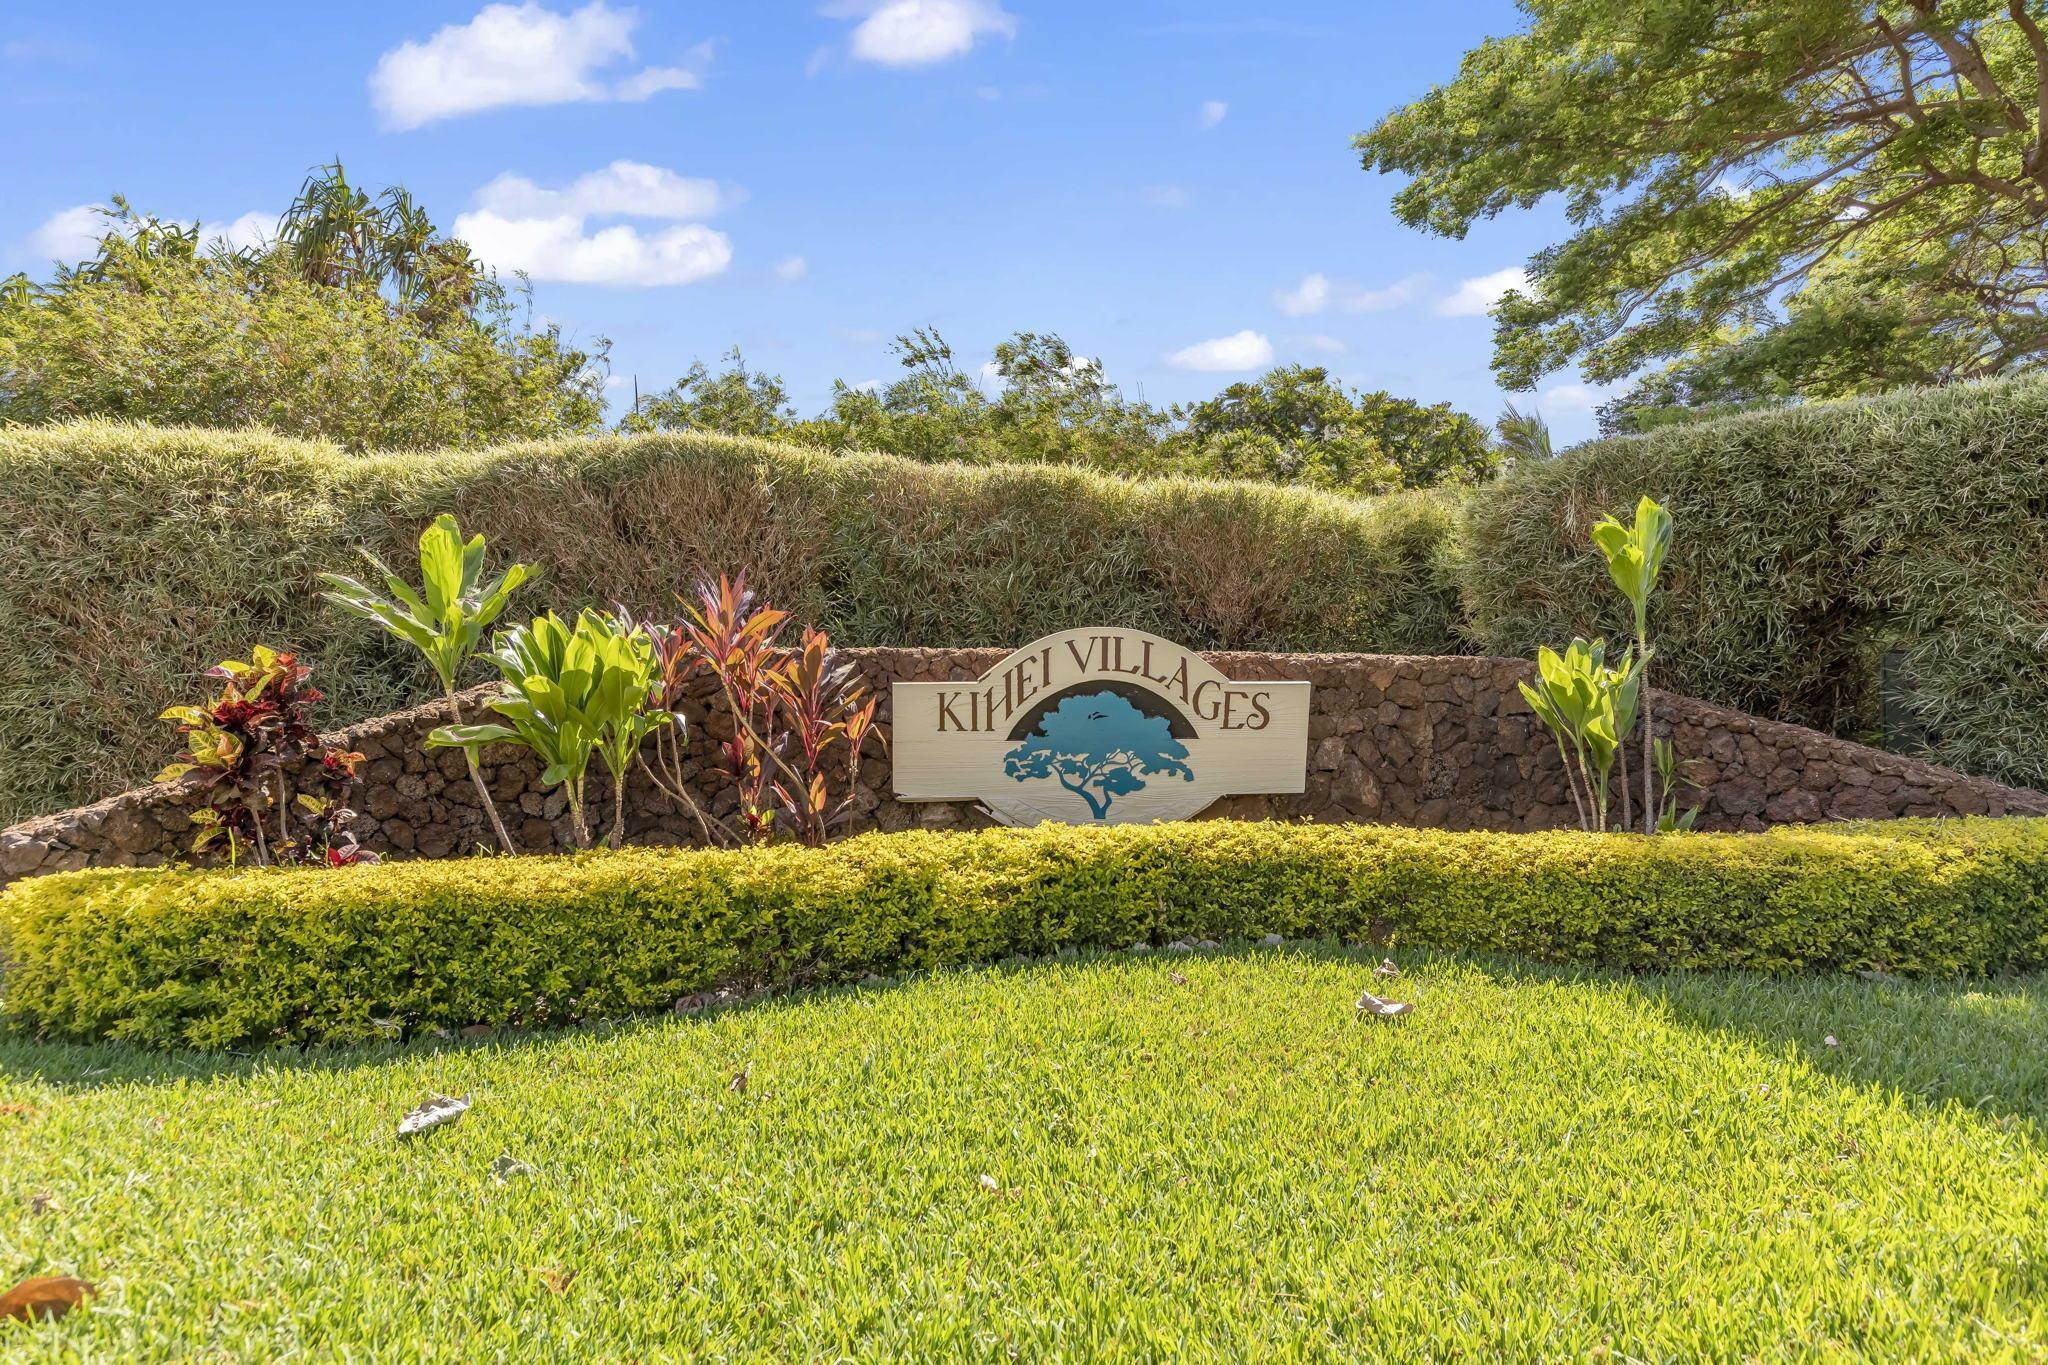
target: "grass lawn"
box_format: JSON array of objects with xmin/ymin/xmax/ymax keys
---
[{"xmin": 3, "ymin": 945, "xmax": 2047, "ymax": 1359}]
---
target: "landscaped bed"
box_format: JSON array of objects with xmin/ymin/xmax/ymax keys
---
[{"xmin": 1, "ymin": 947, "xmax": 2045, "ymax": 1357}]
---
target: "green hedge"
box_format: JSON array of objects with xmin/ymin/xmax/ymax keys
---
[
  {"xmin": 0, "ymin": 422, "xmax": 1461, "ymax": 824},
  {"xmin": 1457, "ymin": 374, "xmax": 2048, "ymax": 789},
  {"xmin": 6, "ymin": 820, "xmax": 2045, "ymax": 1049}
]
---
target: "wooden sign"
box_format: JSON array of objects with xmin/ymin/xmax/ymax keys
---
[{"xmin": 892, "ymin": 627, "xmax": 1310, "ymax": 826}]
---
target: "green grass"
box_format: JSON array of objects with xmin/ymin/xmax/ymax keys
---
[{"xmin": 3, "ymin": 946, "xmax": 2047, "ymax": 1359}]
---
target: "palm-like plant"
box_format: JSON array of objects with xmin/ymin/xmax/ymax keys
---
[
  {"xmin": 1592, "ymin": 496, "xmax": 1674, "ymax": 833},
  {"xmin": 320, "ymin": 514, "xmax": 529, "ymax": 853},
  {"xmin": 429, "ymin": 610, "xmax": 665, "ymax": 850},
  {"xmin": 1519, "ymin": 637, "xmax": 1641, "ymax": 832}
]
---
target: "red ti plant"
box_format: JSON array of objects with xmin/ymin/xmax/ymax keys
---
[
  {"xmin": 629, "ymin": 573, "xmax": 881, "ymax": 847},
  {"xmin": 156, "ymin": 646, "xmax": 373, "ymax": 867}
]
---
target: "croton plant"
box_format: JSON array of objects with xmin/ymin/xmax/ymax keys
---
[{"xmin": 157, "ymin": 645, "xmax": 372, "ymax": 867}]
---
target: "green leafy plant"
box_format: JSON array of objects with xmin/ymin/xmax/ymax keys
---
[
  {"xmin": 155, "ymin": 645, "xmax": 369, "ymax": 867},
  {"xmin": 1518, "ymin": 637, "xmax": 1641, "ymax": 833},
  {"xmin": 1653, "ymin": 738, "xmax": 1702, "ymax": 833},
  {"xmin": 321, "ymin": 513, "xmax": 529, "ymax": 854},
  {"xmin": 1591, "ymin": 496, "xmax": 1674, "ymax": 833},
  {"xmin": 428, "ymin": 609, "xmax": 663, "ymax": 850}
]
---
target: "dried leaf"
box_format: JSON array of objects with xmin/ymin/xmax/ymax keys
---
[
  {"xmin": 0, "ymin": 1275, "xmax": 93, "ymax": 1324},
  {"xmin": 1169, "ymin": 970, "xmax": 1189, "ymax": 986},
  {"xmin": 1374, "ymin": 959, "xmax": 1401, "ymax": 978},
  {"xmin": 1824, "ymin": 1034, "xmax": 1840, "ymax": 1049},
  {"xmin": 396, "ymin": 1094, "xmax": 471, "ymax": 1139},
  {"xmin": 539, "ymin": 1267, "xmax": 577, "ymax": 1296},
  {"xmin": 728, "ymin": 1064, "xmax": 750, "ymax": 1095},
  {"xmin": 490, "ymin": 1154, "xmax": 534, "ymax": 1185},
  {"xmin": 0, "ymin": 1102, "xmax": 38, "ymax": 1119},
  {"xmin": 978, "ymin": 1173, "xmax": 1001, "ymax": 1192},
  {"xmin": 1355, "ymin": 990, "xmax": 1413, "ymax": 1019},
  {"xmin": 25, "ymin": 1192, "xmax": 56, "ymax": 1215}
]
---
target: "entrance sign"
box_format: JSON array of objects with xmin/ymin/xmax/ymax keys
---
[{"xmin": 892, "ymin": 627, "xmax": 1311, "ymax": 825}]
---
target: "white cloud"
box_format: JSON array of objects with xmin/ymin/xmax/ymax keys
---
[
  {"xmin": 1274, "ymin": 271, "xmax": 1424, "ymax": 317},
  {"xmin": 369, "ymin": 3, "xmax": 707, "ymax": 130},
  {"xmin": 1537, "ymin": 383, "xmax": 1600, "ymax": 415},
  {"xmin": 1141, "ymin": 184, "xmax": 1190, "ymax": 209},
  {"xmin": 454, "ymin": 162, "xmax": 733, "ymax": 287},
  {"xmin": 774, "ymin": 255, "xmax": 808, "ymax": 281},
  {"xmin": 1292, "ymin": 334, "xmax": 1348, "ymax": 356},
  {"xmin": 1165, "ymin": 329, "xmax": 1273, "ymax": 373},
  {"xmin": 29, "ymin": 204, "xmax": 271, "ymax": 263},
  {"xmin": 29, "ymin": 204, "xmax": 109, "ymax": 261},
  {"xmin": 475, "ymin": 162, "xmax": 728, "ymax": 220},
  {"xmin": 1198, "ymin": 99, "xmax": 1228, "ymax": 129},
  {"xmin": 804, "ymin": 45, "xmax": 834, "ymax": 76},
  {"xmin": 827, "ymin": 0, "xmax": 1017, "ymax": 67},
  {"xmin": 200, "ymin": 211, "xmax": 273, "ymax": 252},
  {"xmin": 1438, "ymin": 266, "xmax": 1529, "ymax": 317}
]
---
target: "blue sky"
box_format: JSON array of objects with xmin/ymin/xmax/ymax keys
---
[{"xmin": 1, "ymin": 1, "xmax": 1606, "ymax": 440}]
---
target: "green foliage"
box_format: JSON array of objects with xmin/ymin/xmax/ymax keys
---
[
  {"xmin": 0, "ymin": 176, "xmax": 606, "ymax": 451},
  {"xmin": 320, "ymin": 513, "xmax": 531, "ymax": 694},
  {"xmin": 1456, "ymin": 374, "xmax": 2048, "ymax": 788},
  {"xmin": 627, "ymin": 335, "xmax": 1491, "ymax": 496},
  {"xmin": 1166, "ymin": 365, "xmax": 1501, "ymax": 494},
  {"xmin": 0, "ymin": 422, "xmax": 1462, "ymax": 823},
  {"xmin": 7, "ymin": 818, "xmax": 2048, "ymax": 1050},
  {"xmin": 1517, "ymin": 639, "xmax": 1640, "ymax": 832},
  {"xmin": 1357, "ymin": 2, "xmax": 2048, "ymax": 406},
  {"xmin": 5, "ymin": 953, "xmax": 2048, "ymax": 1357},
  {"xmin": 429, "ymin": 609, "xmax": 661, "ymax": 849}
]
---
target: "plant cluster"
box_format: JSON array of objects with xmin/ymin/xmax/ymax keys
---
[
  {"xmin": 1519, "ymin": 496, "xmax": 1695, "ymax": 834},
  {"xmin": 155, "ymin": 646, "xmax": 370, "ymax": 867},
  {"xmin": 8, "ymin": 817, "xmax": 2045, "ymax": 1049},
  {"xmin": 631, "ymin": 573, "xmax": 880, "ymax": 848}
]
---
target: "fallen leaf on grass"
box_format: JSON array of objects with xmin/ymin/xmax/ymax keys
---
[
  {"xmin": 1169, "ymin": 970, "xmax": 1188, "ymax": 986},
  {"xmin": 539, "ymin": 1268, "xmax": 577, "ymax": 1296},
  {"xmin": 728, "ymin": 1064, "xmax": 750, "ymax": 1095},
  {"xmin": 490, "ymin": 1155, "xmax": 535, "ymax": 1185},
  {"xmin": 25, "ymin": 1193, "xmax": 56, "ymax": 1215},
  {"xmin": 1824, "ymin": 1035, "xmax": 1840, "ymax": 1049},
  {"xmin": 1356, "ymin": 990, "xmax": 1413, "ymax": 1019},
  {"xmin": 1374, "ymin": 959, "xmax": 1401, "ymax": 979},
  {"xmin": 979, "ymin": 1173, "xmax": 1001, "ymax": 1192},
  {"xmin": 396, "ymin": 1095, "xmax": 470, "ymax": 1139},
  {"xmin": 0, "ymin": 1102, "xmax": 39, "ymax": 1119},
  {"xmin": 0, "ymin": 1275, "xmax": 93, "ymax": 1324}
]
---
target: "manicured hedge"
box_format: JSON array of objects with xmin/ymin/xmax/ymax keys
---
[
  {"xmin": 0, "ymin": 422, "xmax": 1461, "ymax": 823},
  {"xmin": 1457, "ymin": 373, "xmax": 2048, "ymax": 789},
  {"xmin": 6, "ymin": 819, "xmax": 2045, "ymax": 1049}
]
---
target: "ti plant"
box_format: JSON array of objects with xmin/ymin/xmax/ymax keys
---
[
  {"xmin": 427, "ymin": 609, "xmax": 665, "ymax": 850},
  {"xmin": 157, "ymin": 646, "xmax": 371, "ymax": 867},
  {"xmin": 1592, "ymin": 496, "xmax": 1674, "ymax": 834},
  {"xmin": 631, "ymin": 573, "xmax": 881, "ymax": 848},
  {"xmin": 1518, "ymin": 637, "xmax": 1642, "ymax": 833},
  {"xmin": 320, "ymin": 513, "xmax": 529, "ymax": 854}
]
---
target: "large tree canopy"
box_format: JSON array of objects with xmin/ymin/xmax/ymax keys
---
[{"xmin": 1358, "ymin": 1, "xmax": 2048, "ymax": 418}]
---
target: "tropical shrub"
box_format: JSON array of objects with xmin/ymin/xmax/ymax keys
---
[
  {"xmin": 154, "ymin": 646, "xmax": 369, "ymax": 867},
  {"xmin": 1516, "ymin": 638, "xmax": 1640, "ymax": 833},
  {"xmin": 320, "ymin": 513, "xmax": 529, "ymax": 853},
  {"xmin": 7, "ymin": 818, "xmax": 2047, "ymax": 1049},
  {"xmin": 428, "ymin": 609, "xmax": 663, "ymax": 850},
  {"xmin": 630, "ymin": 574, "xmax": 880, "ymax": 846}
]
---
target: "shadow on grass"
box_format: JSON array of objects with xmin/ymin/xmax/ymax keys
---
[{"xmin": 4, "ymin": 945, "xmax": 2046, "ymax": 1133}]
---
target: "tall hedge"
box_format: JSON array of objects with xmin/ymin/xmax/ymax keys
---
[
  {"xmin": 1457, "ymin": 374, "xmax": 2048, "ymax": 790},
  {"xmin": 0, "ymin": 422, "xmax": 1463, "ymax": 823}
]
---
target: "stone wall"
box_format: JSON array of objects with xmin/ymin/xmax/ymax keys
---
[{"xmin": 4, "ymin": 649, "xmax": 2042, "ymax": 884}]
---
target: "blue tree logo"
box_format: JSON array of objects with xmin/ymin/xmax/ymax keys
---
[{"xmin": 1003, "ymin": 691, "xmax": 1194, "ymax": 820}]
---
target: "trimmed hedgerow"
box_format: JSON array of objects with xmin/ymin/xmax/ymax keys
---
[
  {"xmin": 0, "ymin": 422, "xmax": 1462, "ymax": 824},
  {"xmin": 6, "ymin": 819, "xmax": 2046, "ymax": 1050},
  {"xmin": 1456, "ymin": 373, "xmax": 2048, "ymax": 789}
]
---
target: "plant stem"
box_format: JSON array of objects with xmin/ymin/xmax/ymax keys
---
[
  {"xmin": 566, "ymin": 780, "xmax": 590, "ymax": 850},
  {"xmin": 609, "ymin": 768, "xmax": 627, "ymax": 849},
  {"xmin": 447, "ymin": 689, "xmax": 518, "ymax": 856},
  {"xmin": 1550, "ymin": 732, "xmax": 1589, "ymax": 831},
  {"xmin": 1639, "ymin": 633, "xmax": 1655, "ymax": 835},
  {"xmin": 1616, "ymin": 739, "xmax": 1633, "ymax": 833}
]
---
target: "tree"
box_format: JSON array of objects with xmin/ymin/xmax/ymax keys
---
[
  {"xmin": 1357, "ymin": 1, "xmax": 2048, "ymax": 412},
  {"xmin": 1002, "ymin": 691, "xmax": 1194, "ymax": 819},
  {"xmin": 618, "ymin": 348, "xmax": 796, "ymax": 437},
  {"xmin": 0, "ymin": 169, "xmax": 605, "ymax": 450},
  {"xmin": 1168, "ymin": 365, "xmax": 1498, "ymax": 494},
  {"xmin": 1494, "ymin": 402, "xmax": 1553, "ymax": 463}
]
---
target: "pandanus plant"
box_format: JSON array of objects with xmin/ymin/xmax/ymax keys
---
[
  {"xmin": 320, "ymin": 514, "xmax": 528, "ymax": 854},
  {"xmin": 427, "ymin": 609, "xmax": 666, "ymax": 850}
]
